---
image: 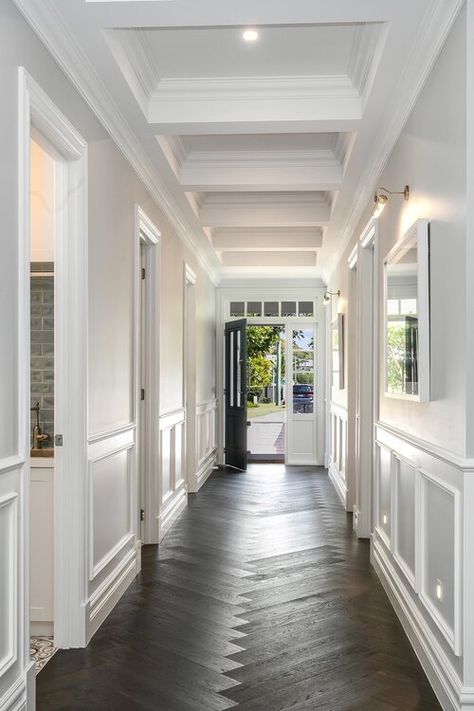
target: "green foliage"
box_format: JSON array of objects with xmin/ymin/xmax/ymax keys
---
[
  {"xmin": 387, "ymin": 323, "xmax": 405, "ymax": 392},
  {"xmin": 248, "ymin": 354, "xmax": 273, "ymax": 390},
  {"xmin": 247, "ymin": 326, "xmax": 281, "ymax": 358}
]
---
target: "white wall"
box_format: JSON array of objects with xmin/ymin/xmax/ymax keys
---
[
  {"xmin": 30, "ymin": 139, "xmax": 55, "ymax": 262},
  {"xmin": 327, "ymin": 7, "xmax": 474, "ymax": 709},
  {"xmin": 0, "ymin": 1, "xmax": 216, "ymax": 707}
]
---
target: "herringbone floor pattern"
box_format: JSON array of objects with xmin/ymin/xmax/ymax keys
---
[{"xmin": 37, "ymin": 465, "xmax": 441, "ymax": 710}]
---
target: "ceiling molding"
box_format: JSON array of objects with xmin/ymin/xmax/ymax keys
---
[
  {"xmin": 146, "ymin": 74, "xmax": 362, "ymax": 127},
  {"xmin": 325, "ymin": 0, "xmax": 465, "ymax": 281},
  {"xmin": 213, "ymin": 226, "xmax": 323, "ymax": 252},
  {"xmin": 221, "ymin": 251, "xmax": 317, "ymax": 267},
  {"xmin": 13, "ymin": 0, "xmax": 220, "ymax": 286},
  {"xmin": 182, "ymin": 148, "xmax": 341, "ymax": 170}
]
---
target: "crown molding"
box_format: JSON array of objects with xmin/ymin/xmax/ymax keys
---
[
  {"xmin": 13, "ymin": 0, "xmax": 220, "ymax": 286},
  {"xmin": 183, "ymin": 148, "xmax": 341, "ymax": 170},
  {"xmin": 327, "ymin": 0, "xmax": 464, "ymax": 279}
]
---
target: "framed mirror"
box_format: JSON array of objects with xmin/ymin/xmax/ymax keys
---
[{"xmin": 383, "ymin": 219, "xmax": 430, "ymax": 402}]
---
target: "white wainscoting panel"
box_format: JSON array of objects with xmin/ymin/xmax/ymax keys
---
[
  {"xmin": 372, "ymin": 422, "xmax": 468, "ymax": 711},
  {"xmin": 86, "ymin": 425, "xmax": 139, "ymax": 640},
  {"xmin": 0, "ymin": 491, "xmax": 18, "ymax": 680},
  {"xmin": 196, "ymin": 399, "xmax": 217, "ymax": 491},
  {"xmin": 393, "ymin": 455, "xmax": 417, "ymax": 588},
  {"xmin": 328, "ymin": 402, "xmax": 348, "ymax": 508},
  {"xmin": 158, "ymin": 408, "xmax": 187, "ymax": 541},
  {"xmin": 0, "ymin": 457, "xmax": 25, "ymax": 711},
  {"xmin": 30, "ymin": 461, "xmax": 54, "ymax": 635}
]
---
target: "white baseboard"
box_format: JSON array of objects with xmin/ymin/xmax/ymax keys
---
[
  {"xmin": 157, "ymin": 485, "xmax": 187, "ymax": 542},
  {"xmin": 328, "ymin": 462, "xmax": 347, "ymax": 508},
  {"xmin": 26, "ymin": 662, "xmax": 35, "ymax": 711},
  {"xmin": 196, "ymin": 449, "xmax": 217, "ymax": 491},
  {"xmin": 87, "ymin": 547, "xmax": 139, "ymax": 641},
  {"xmin": 372, "ymin": 536, "xmax": 471, "ymax": 711},
  {"xmin": 0, "ymin": 675, "xmax": 27, "ymax": 711},
  {"xmin": 30, "ymin": 621, "xmax": 53, "ymax": 637}
]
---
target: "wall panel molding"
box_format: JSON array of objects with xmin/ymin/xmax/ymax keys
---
[
  {"xmin": 0, "ymin": 493, "xmax": 18, "ymax": 679},
  {"xmin": 372, "ymin": 421, "xmax": 469, "ymax": 710},
  {"xmin": 86, "ymin": 425, "xmax": 139, "ymax": 640},
  {"xmin": 158, "ymin": 408, "xmax": 187, "ymax": 541},
  {"xmin": 328, "ymin": 402, "xmax": 348, "ymax": 508},
  {"xmin": 196, "ymin": 398, "xmax": 217, "ymax": 491}
]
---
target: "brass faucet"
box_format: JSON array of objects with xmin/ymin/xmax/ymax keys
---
[{"xmin": 31, "ymin": 401, "xmax": 50, "ymax": 449}]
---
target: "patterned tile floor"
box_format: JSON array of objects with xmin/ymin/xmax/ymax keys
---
[{"xmin": 31, "ymin": 636, "xmax": 58, "ymax": 673}]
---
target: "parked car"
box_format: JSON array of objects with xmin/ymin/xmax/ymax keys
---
[{"xmin": 293, "ymin": 384, "xmax": 314, "ymax": 413}]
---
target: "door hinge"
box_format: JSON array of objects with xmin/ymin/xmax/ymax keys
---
[
  {"xmin": 141, "ymin": 388, "xmax": 145, "ymax": 401},
  {"xmin": 54, "ymin": 434, "xmax": 63, "ymax": 447},
  {"xmin": 141, "ymin": 267, "xmax": 146, "ymax": 280},
  {"xmin": 140, "ymin": 508, "xmax": 145, "ymax": 522}
]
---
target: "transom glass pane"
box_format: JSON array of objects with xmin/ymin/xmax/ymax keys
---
[
  {"xmin": 281, "ymin": 301, "xmax": 297, "ymax": 317},
  {"xmin": 247, "ymin": 301, "xmax": 262, "ymax": 317},
  {"xmin": 264, "ymin": 301, "xmax": 279, "ymax": 317},
  {"xmin": 298, "ymin": 301, "xmax": 314, "ymax": 317},
  {"xmin": 230, "ymin": 301, "xmax": 245, "ymax": 317}
]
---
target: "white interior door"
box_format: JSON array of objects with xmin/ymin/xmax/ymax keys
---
[{"xmin": 286, "ymin": 323, "xmax": 320, "ymax": 465}]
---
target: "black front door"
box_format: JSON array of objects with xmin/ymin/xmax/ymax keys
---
[{"xmin": 224, "ymin": 319, "xmax": 247, "ymax": 471}]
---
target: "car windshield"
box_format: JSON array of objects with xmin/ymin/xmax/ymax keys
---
[{"xmin": 293, "ymin": 385, "xmax": 312, "ymax": 394}]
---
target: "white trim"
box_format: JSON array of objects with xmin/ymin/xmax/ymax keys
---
[
  {"xmin": 134, "ymin": 206, "xmax": 160, "ymax": 544},
  {"xmin": 0, "ymin": 494, "xmax": 19, "ymax": 679},
  {"xmin": 326, "ymin": 0, "xmax": 464, "ymax": 281},
  {"xmin": 372, "ymin": 539, "xmax": 463, "ymax": 711},
  {"xmin": 418, "ymin": 469, "xmax": 462, "ymax": 656},
  {"xmin": 376, "ymin": 420, "xmax": 474, "ymax": 472},
  {"xmin": 185, "ymin": 263, "xmax": 197, "ymax": 285},
  {"xmin": 88, "ymin": 422, "xmax": 136, "ymax": 445},
  {"xmin": 383, "ymin": 218, "xmax": 430, "ymax": 403},
  {"xmin": 19, "ymin": 68, "xmax": 89, "ymax": 654},
  {"xmin": 12, "ymin": 0, "xmax": 220, "ymax": 287}
]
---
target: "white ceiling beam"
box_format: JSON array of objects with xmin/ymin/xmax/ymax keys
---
[
  {"xmin": 178, "ymin": 159, "xmax": 342, "ymax": 192},
  {"xmin": 213, "ymin": 227, "xmax": 322, "ymax": 251},
  {"xmin": 84, "ymin": 0, "xmax": 399, "ymax": 27},
  {"xmin": 221, "ymin": 251, "xmax": 317, "ymax": 267},
  {"xmin": 147, "ymin": 76, "xmax": 361, "ymax": 131},
  {"xmin": 199, "ymin": 194, "xmax": 331, "ymax": 228}
]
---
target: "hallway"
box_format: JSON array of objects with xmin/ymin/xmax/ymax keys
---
[{"xmin": 37, "ymin": 466, "xmax": 439, "ymax": 711}]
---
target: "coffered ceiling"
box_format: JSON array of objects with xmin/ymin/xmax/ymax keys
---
[{"xmin": 14, "ymin": 0, "xmax": 463, "ymax": 282}]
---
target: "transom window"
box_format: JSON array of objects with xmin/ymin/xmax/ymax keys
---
[{"xmin": 229, "ymin": 300, "xmax": 315, "ymax": 319}]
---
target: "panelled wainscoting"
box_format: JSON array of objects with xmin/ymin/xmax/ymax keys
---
[
  {"xmin": 0, "ymin": 458, "xmax": 27, "ymax": 711},
  {"xmin": 372, "ymin": 422, "xmax": 474, "ymax": 711},
  {"xmin": 36, "ymin": 465, "xmax": 441, "ymax": 711},
  {"xmin": 328, "ymin": 402, "xmax": 348, "ymax": 509},
  {"xmin": 86, "ymin": 424, "xmax": 140, "ymax": 641},
  {"xmin": 158, "ymin": 408, "xmax": 187, "ymax": 541},
  {"xmin": 196, "ymin": 398, "xmax": 217, "ymax": 491}
]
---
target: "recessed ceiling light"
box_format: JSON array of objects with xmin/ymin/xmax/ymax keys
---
[{"xmin": 242, "ymin": 29, "xmax": 259, "ymax": 42}]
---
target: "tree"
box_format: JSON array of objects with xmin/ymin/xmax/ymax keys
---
[
  {"xmin": 247, "ymin": 326, "xmax": 281, "ymax": 359},
  {"xmin": 248, "ymin": 354, "xmax": 273, "ymax": 394}
]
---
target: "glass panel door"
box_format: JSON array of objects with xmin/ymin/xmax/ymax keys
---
[{"xmin": 286, "ymin": 323, "xmax": 319, "ymax": 464}]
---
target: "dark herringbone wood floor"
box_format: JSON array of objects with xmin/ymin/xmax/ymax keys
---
[{"xmin": 37, "ymin": 465, "xmax": 441, "ymax": 710}]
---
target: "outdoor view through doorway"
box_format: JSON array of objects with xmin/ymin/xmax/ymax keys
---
[{"xmin": 247, "ymin": 326, "xmax": 286, "ymax": 462}]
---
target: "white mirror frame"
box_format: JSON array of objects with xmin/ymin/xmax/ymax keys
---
[{"xmin": 383, "ymin": 218, "xmax": 430, "ymax": 403}]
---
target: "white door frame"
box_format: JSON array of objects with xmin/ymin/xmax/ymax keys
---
[
  {"xmin": 353, "ymin": 218, "xmax": 378, "ymax": 538},
  {"xmin": 19, "ymin": 67, "xmax": 89, "ymax": 658},
  {"xmin": 183, "ymin": 264, "xmax": 197, "ymax": 492},
  {"xmin": 134, "ymin": 206, "xmax": 160, "ymax": 544}
]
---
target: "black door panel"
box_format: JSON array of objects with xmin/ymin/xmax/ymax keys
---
[{"xmin": 224, "ymin": 319, "xmax": 247, "ymax": 470}]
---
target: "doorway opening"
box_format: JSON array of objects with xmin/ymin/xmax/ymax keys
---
[
  {"xmin": 29, "ymin": 137, "xmax": 57, "ymax": 672},
  {"xmin": 247, "ymin": 325, "xmax": 286, "ymax": 463}
]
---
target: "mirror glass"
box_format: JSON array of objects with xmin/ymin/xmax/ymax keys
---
[{"xmin": 385, "ymin": 233, "xmax": 419, "ymax": 397}]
